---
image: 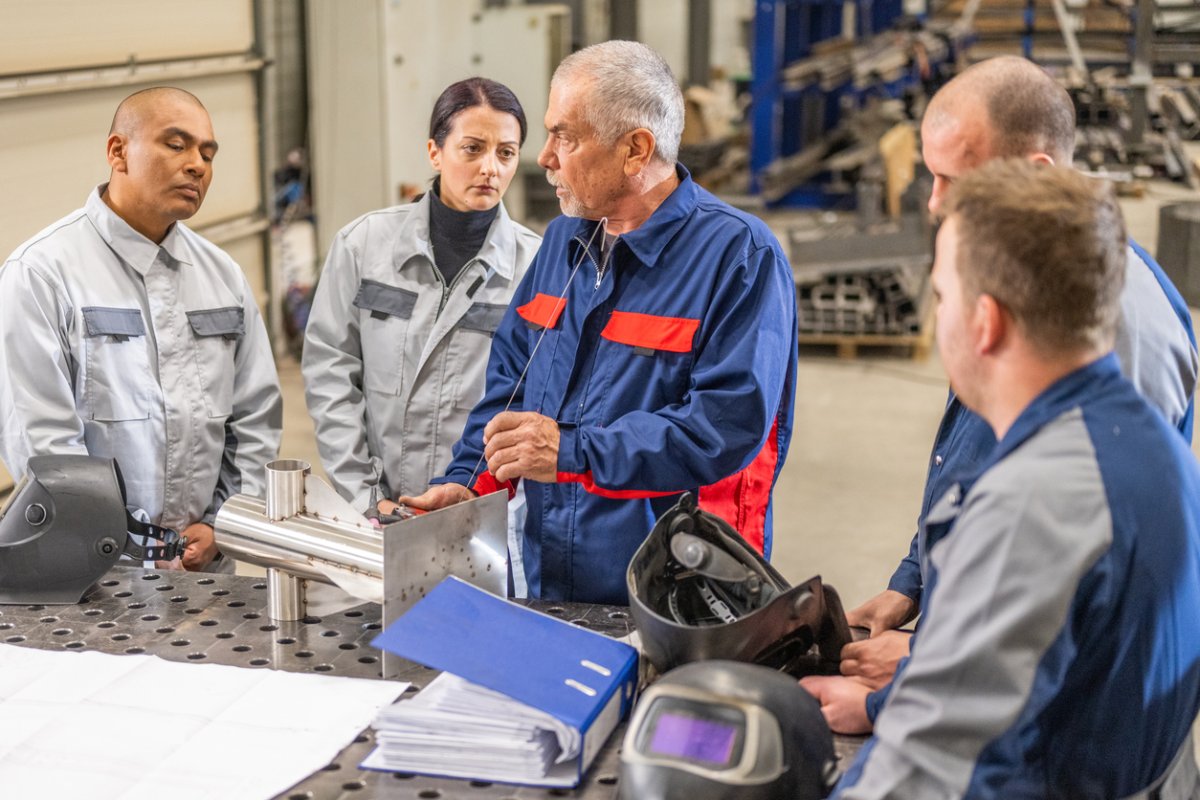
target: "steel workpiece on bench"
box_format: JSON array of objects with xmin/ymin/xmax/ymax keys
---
[{"xmin": 0, "ymin": 566, "xmax": 865, "ymax": 799}]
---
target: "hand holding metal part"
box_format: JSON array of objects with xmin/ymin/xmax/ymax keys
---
[
  {"xmin": 392, "ymin": 483, "xmax": 475, "ymax": 515},
  {"xmin": 482, "ymin": 410, "xmax": 560, "ymax": 483},
  {"xmin": 180, "ymin": 522, "xmax": 218, "ymax": 570}
]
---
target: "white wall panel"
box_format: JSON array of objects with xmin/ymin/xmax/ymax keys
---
[
  {"xmin": 0, "ymin": 0, "xmax": 253, "ymax": 75},
  {"xmin": 307, "ymin": 0, "xmax": 390, "ymax": 252},
  {"xmin": 0, "ymin": 73, "xmax": 261, "ymax": 262}
]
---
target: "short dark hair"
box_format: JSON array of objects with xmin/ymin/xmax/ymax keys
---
[
  {"xmin": 944, "ymin": 159, "xmax": 1126, "ymax": 355},
  {"xmin": 428, "ymin": 77, "xmax": 527, "ymax": 147}
]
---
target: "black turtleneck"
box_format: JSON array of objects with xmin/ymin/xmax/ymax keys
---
[{"xmin": 427, "ymin": 179, "xmax": 499, "ymax": 287}]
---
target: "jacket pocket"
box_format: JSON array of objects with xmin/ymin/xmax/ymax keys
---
[
  {"xmin": 187, "ymin": 307, "xmax": 243, "ymax": 418},
  {"xmin": 82, "ymin": 307, "xmax": 153, "ymax": 422},
  {"xmin": 600, "ymin": 310, "xmax": 700, "ymax": 354},
  {"xmin": 354, "ymin": 280, "xmax": 416, "ymax": 395},
  {"xmin": 458, "ymin": 301, "xmax": 507, "ymax": 336}
]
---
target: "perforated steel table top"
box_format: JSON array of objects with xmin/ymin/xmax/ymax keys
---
[{"xmin": 0, "ymin": 566, "xmax": 864, "ymax": 799}]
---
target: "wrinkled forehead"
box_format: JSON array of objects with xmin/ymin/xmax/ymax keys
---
[{"xmin": 546, "ymin": 77, "xmax": 592, "ymax": 125}]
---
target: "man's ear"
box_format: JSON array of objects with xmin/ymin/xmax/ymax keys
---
[
  {"xmin": 106, "ymin": 133, "xmax": 128, "ymax": 173},
  {"xmin": 623, "ymin": 128, "xmax": 656, "ymax": 176},
  {"xmin": 1027, "ymin": 152, "xmax": 1055, "ymax": 167},
  {"xmin": 974, "ymin": 293, "xmax": 1007, "ymax": 355}
]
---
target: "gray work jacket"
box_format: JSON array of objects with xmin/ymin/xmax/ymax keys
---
[
  {"xmin": 0, "ymin": 186, "xmax": 283, "ymax": 535},
  {"xmin": 301, "ymin": 194, "xmax": 540, "ymax": 511}
]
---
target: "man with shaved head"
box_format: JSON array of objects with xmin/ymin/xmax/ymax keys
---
[
  {"xmin": 803, "ymin": 57, "xmax": 1198, "ymax": 732},
  {"xmin": 0, "ymin": 86, "xmax": 282, "ymax": 571}
]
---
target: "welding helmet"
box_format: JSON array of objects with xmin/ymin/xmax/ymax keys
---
[
  {"xmin": 627, "ymin": 493, "xmax": 851, "ymax": 677},
  {"xmin": 619, "ymin": 660, "xmax": 838, "ymax": 800},
  {"xmin": 0, "ymin": 455, "xmax": 184, "ymax": 604}
]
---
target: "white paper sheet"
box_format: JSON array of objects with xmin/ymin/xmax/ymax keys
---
[{"xmin": 0, "ymin": 644, "xmax": 408, "ymax": 800}]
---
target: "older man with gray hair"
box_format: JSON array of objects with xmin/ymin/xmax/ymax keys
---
[{"xmin": 398, "ymin": 40, "xmax": 799, "ymax": 604}]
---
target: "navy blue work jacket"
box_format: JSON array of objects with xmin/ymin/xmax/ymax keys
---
[{"xmin": 435, "ymin": 167, "xmax": 799, "ymax": 604}]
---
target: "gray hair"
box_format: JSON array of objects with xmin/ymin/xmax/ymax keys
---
[{"xmin": 553, "ymin": 40, "xmax": 684, "ymax": 164}]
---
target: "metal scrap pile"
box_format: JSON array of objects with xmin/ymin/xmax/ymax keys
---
[{"xmin": 788, "ymin": 209, "xmax": 932, "ymax": 336}]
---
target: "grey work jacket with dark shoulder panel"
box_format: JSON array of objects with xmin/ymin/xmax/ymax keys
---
[
  {"xmin": 301, "ymin": 194, "xmax": 540, "ymax": 511},
  {"xmin": 0, "ymin": 186, "xmax": 283, "ymax": 537}
]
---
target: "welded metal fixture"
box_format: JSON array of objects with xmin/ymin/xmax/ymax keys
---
[{"xmin": 215, "ymin": 460, "xmax": 508, "ymax": 677}]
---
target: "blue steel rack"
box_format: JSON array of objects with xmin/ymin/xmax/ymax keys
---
[{"xmin": 750, "ymin": 0, "xmax": 910, "ymax": 207}]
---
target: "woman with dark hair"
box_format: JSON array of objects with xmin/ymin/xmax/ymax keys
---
[{"xmin": 302, "ymin": 78, "xmax": 539, "ymax": 563}]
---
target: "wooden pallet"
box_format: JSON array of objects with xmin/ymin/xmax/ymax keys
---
[{"xmin": 799, "ymin": 303, "xmax": 936, "ymax": 360}]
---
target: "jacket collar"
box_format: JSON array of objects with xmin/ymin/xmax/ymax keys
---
[
  {"xmin": 85, "ymin": 183, "xmax": 192, "ymax": 274},
  {"xmin": 978, "ymin": 353, "xmax": 1122, "ymax": 474},
  {"xmin": 567, "ymin": 164, "xmax": 697, "ymax": 269},
  {"xmin": 392, "ymin": 191, "xmax": 517, "ymax": 281}
]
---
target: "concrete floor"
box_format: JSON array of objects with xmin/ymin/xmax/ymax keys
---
[{"xmin": 275, "ymin": 175, "xmax": 1200, "ymax": 613}]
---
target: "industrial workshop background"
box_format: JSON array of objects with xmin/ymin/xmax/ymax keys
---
[{"xmin": 2, "ymin": 0, "xmax": 1200, "ymax": 591}]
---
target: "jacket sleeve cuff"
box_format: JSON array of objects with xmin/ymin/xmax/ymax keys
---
[
  {"xmin": 865, "ymin": 681, "xmax": 893, "ymax": 724},
  {"xmin": 555, "ymin": 424, "xmax": 586, "ymax": 475},
  {"xmin": 434, "ymin": 470, "xmax": 516, "ymax": 500},
  {"xmin": 886, "ymin": 560, "xmax": 923, "ymax": 603}
]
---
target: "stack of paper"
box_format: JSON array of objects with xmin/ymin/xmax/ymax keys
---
[
  {"xmin": 361, "ymin": 577, "xmax": 639, "ymax": 788},
  {"xmin": 370, "ymin": 673, "xmax": 579, "ymax": 783}
]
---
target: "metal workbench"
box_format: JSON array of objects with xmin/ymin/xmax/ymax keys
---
[{"xmin": 0, "ymin": 566, "xmax": 864, "ymax": 799}]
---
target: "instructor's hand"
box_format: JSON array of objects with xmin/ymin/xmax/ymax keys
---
[{"xmin": 483, "ymin": 411, "xmax": 559, "ymax": 483}]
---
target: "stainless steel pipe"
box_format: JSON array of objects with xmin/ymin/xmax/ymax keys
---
[
  {"xmin": 266, "ymin": 567, "xmax": 306, "ymax": 621},
  {"xmin": 215, "ymin": 494, "xmax": 383, "ymax": 586},
  {"xmin": 265, "ymin": 459, "xmax": 309, "ymax": 520}
]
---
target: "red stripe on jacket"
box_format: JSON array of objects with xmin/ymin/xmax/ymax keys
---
[
  {"xmin": 698, "ymin": 418, "xmax": 780, "ymax": 553},
  {"xmin": 556, "ymin": 471, "xmax": 681, "ymax": 500}
]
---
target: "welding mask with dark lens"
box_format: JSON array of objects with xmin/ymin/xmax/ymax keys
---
[
  {"xmin": 0, "ymin": 454, "xmax": 185, "ymax": 604},
  {"xmin": 627, "ymin": 493, "xmax": 851, "ymax": 677},
  {"xmin": 619, "ymin": 660, "xmax": 838, "ymax": 800}
]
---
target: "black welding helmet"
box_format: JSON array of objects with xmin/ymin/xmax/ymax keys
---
[
  {"xmin": 619, "ymin": 660, "xmax": 838, "ymax": 800},
  {"xmin": 0, "ymin": 455, "xmax": 184, "ymax": 604},
  {"xmin": 627, "ymin": 493, "xmax": 851, "ymax": 676}
]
